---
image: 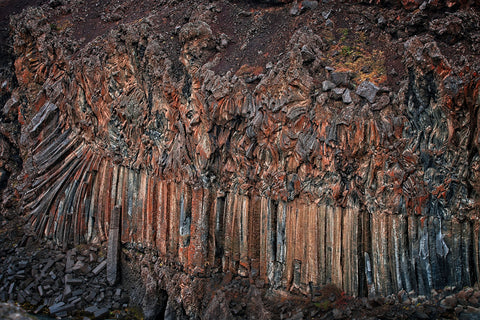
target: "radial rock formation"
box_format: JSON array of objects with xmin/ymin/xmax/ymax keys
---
[{"xmin": 1, "ymin": 0, "xmax": 480, "ymax": 298}]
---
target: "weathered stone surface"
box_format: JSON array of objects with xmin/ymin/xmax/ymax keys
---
[
  {"xmin": 92, "ymin": 261, "xmax": 107, "ymax": 276},
  {"xmin": 330, "ymin": 71, "xmax": 350, "ymax": 86},
  {"xmin": 85, "ymin": 305, "xmax": 110, "ymax": 318},
  {"xmin": 331, "ymin": 88, "xmax": 345, "ymax": 100},
  {"xmin": 0, "ymin": 0, "xmax": 479, "ymax": 313},
  {"xmin": 322, "ymin": 80, "xmax": 336, "ymax": 91},
  {"xmin": 342, "ymin": 89, "xmax": 352, "ymax": 104},
  {"xmin": 107, "ymin": 206, "xmax": 120, "ymax": 286},
  {"xmin": 356, "ymin": 81, "xmax": 379, "ymax": 103}
]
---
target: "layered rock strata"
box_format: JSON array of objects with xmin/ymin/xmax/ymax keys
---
[{"xmin": 2, "ymin": 0, "xmax": 480, "ymax": 299}]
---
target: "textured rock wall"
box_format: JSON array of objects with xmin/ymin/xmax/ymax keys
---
[{"xmin": 3, "ymin": 0, "xmax": 480, "ymax": 297}]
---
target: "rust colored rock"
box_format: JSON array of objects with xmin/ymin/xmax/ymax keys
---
[{"xmin": 3, "ymin": 0, "xmax": 480, "ymax": 300}]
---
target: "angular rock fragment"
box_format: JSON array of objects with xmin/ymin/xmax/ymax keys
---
[
  {"xmin": 322, "ymin": 80, "xmax": 336, "ymax": 91},
  {"xmin": 92, "ymin": 261, "xmax": 107, "ymax": 276},
  {"xmin": 331, "ymin": 88, "xmax": 345, "ymax": 100},
  {"xmin": 85, "ymin": 306, "xmax": 110, "ymax": 318},
  {"xmin": 330, "ymin": 72, "xmax": 350, "ymax": 86},
  {"xmin": 342, "ymin": 89, "xmax": 352, "ymax": 104},
  {"xmin": 356, "ymin": 81, "xmax": 379, "ymax": 103},
  {"xmin": 48, "ymin": 301, "xmax": 65, "ymax": 314}
]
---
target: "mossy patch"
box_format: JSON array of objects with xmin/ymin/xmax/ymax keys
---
[{"xmin": 323, "ymin": 29, "xmax": 387, "ymax": 86}]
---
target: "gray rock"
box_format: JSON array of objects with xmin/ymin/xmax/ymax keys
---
[
  {"xmin": 290, "ymin": 2, "xmax": 300, "ymax": 16},
  {"xmin": 331, "ymin": 88, "xmax": 345, "ymax": 100},
  {"xmin": 460, "ymin": 306, "xmax": 480, "ymax": 320},
  {"xmin": 301, "ymin": 45, "xmax": 316, "ymax": 63},
  {"xmin": 342, "ymin": 89, "xmax": 352, "ymax": 104},
  {"xmin": 64, "ymin": 284, "xmax": 72, "ymax": 299},
  {"xmin": 288, "ymin": 311, "xmax": 304, "ymax": 320},
  {"xmin": 301, "ymin": 0, "xmax": 318, "ymax": 11},
  {"xmin": 85, "ymin": 291, "xmax": 96, "ymax": 302},
  {"xmin": 356, "ymin": 81, "xmax": 379, "ymax": 103},
  {"xmin": 72, "ymin": 261, "xmax": 85, "ymax": 272},
  {"xmin": 107, "ymin": 206, "xmax": 121, "ymax": 286},
  {"xmin": 69, "ymin": 297, "xmax": 82, "ymax": 305},
  {"xmin": 92, "ymin": 260, "xmax": 107, "ymax": 275},
  {"xmin": 85, "ymin": 305, "xmax": 110, "ymax": 318},
  {"xmin": 48, "ymin": 301, "xmax": 65, "ymax": 314},
  {"xmin": 322, "ymin": 80, "xmax": 336, "ymax": 92},
  {"xmin": 65, "ymin": 275, "xmax": 83, "ymax": 285},
  {"xmin": 65, "ymin": 253, "xmax": 75, "ymax": 274},
  {"xmin": 377, "ymin": 15, "xmax": 386, "ymax": 26},
  {"xmin": 322, "ymin": 10, "xmax": 331, "ymax": 20},
  {"xmin": 331, "ymin": 72, "xmax": 350, "ymax": 86}
]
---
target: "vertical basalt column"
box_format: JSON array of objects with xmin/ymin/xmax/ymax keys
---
[
  {"xmin": 305, "ymin": 203, "xmax": 319, "ymax": 286},
  {"xmin": 371, "ymin": 213, "xmax": 393, "ymax": 296},
  {"xmin": 157, "ymin": 181, "xmax": 170, "ymax": 256},
  {"xmin": 179, "ymin": 184, "xmax": 192, "ymax": 266},
  {"xmin": 168, "ymin": 182, "xmax": 180, "ymax": 259},
  {"xmin": 188, "ymin": 187, "xmax": 212, "ymax": 272},
  {"xmin": 222, "ymin": 193, "xmax": 232, "ymax": 272},
  {"xmin": 317, "ymin": 204, "xmax": 327, "ymax": 286},
  {"xmin": 275, "ymin": 201, "xmax": 287, "ymax": 287},
  {"xmin": 239, "ymin": 195, "xmax": 250, "ymax": 275},
  {"xmin": 260, "ymin": 197, "xmax": 277, "ymax": 281},
  {"xmin": 107, "ymin": 205, "xmax": 121, "ymax": 286},
  {"xmin": 342, "ymin": 204, "xmax": 359, "ymax": 296},
  {"xmin": 248, "ymin": 195, "xmax": 261, "ymax": 277},
  {"xmin": 213, "ymin": 194, "xmax": 226, "ymax": 268}
]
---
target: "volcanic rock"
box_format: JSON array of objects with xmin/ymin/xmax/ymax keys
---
[
  {"xmin": 356, "ymin": 80, "xmax": 379, "ymax": 103},
  {"xmin": 1, "ymin": 0, "xmax": 480, "ymax": 319}
]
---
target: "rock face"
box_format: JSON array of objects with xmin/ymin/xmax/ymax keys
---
[{"xmin": 2, "ymin": 0, "xmax": 480, "ymax": 303}]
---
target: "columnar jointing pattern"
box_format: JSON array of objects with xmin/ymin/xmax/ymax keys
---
[
  {"xmin": 9, "ymin": 5, "xmax": 480, "ymax": 298},
  {"xmin": 24, "ymin": 122, "xmax": 477, "ymax": 297}
]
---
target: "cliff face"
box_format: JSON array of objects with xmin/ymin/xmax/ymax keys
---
[{"xmin": 2, "ymin": 0, "xmax": 480, "ymax": 300}]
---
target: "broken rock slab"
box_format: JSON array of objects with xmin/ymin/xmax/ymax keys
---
[
  {"xmin": 85, "ymin": 305, "xmax": 110, "ymax": 318},
  {"xmin": 322, "ymin": 80, "xmax": 336, "ymax": 91},
  {"xmin": 92, "ymin": 260, "xmax": 107, "ymax": 275}
]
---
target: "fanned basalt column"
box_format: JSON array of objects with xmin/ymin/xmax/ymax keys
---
[{"xmin": 5, "ymin": 1, "xmax": 480, "ymax": 297}]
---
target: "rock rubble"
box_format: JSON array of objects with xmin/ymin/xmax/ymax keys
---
[{"xmin": 0, "ymin": 238, "xmax": 130, "ymax": 319}]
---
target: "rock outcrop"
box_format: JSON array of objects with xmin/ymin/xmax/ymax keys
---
[{"xmin": 1, "ymin": 0, "xmax": 480, "ymax": 307}]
